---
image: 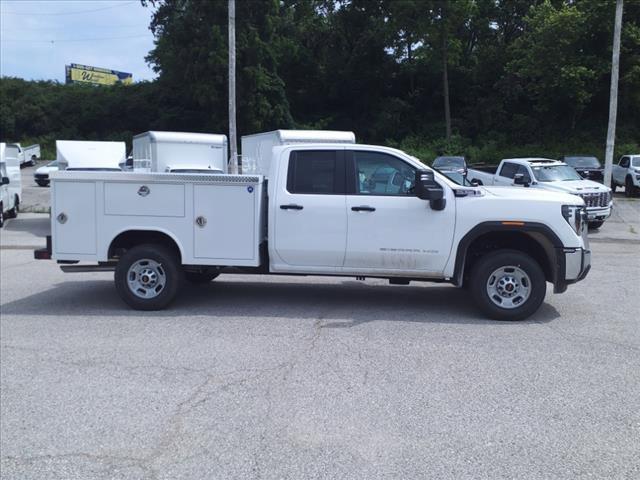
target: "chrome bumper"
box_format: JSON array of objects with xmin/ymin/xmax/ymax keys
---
[{"xmin": 586, "ymin": 205, "xmax": 612, "ymax": 221}]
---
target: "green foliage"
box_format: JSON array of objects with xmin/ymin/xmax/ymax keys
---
[{"xmin": 1, "ymin": 0, "xmax": 638, "ymax": 161}]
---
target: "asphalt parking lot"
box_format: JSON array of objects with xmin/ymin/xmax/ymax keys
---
[{"xmin": 1, "ymin": 175, "xmax": 639, "ymax": 479}]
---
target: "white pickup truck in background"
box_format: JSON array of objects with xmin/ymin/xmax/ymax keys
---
[
  {"xmin": 611, "ymin": 154, "xmax": 640, "ymax": 197},
  {"xmin": 468, "ymin": 158, "xmax": 612, "ymax": 229},
  {"xmin": 35, "ymin": 137, "xmax": 593, "ymax": 321}
]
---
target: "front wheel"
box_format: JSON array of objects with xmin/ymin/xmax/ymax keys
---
[
  {"xmin": 36, "ymin": 181, "xmax": 49, "ymax": 187},
  {"xmin": 115, "ymin": 244, "xmax": 182, "ymax": 310},
  {"xmin": 0, "ymin": 206, "xmax": 4, "ymax": 228},
  {"xmin": 625, "ymin": 177, "xmax": 637, "ymax": 197},
  {"xmin": 6, "ymin": 197, "xmax": 19, "ymax": 219},
  {"xmin": 470, "ymin": 250, "xmax": 546, "ymax": 321}
]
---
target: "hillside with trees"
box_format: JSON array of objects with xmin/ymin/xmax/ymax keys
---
[{"xmin": 1, "ymin": 0, "xmax": 638, "ymax": 162}]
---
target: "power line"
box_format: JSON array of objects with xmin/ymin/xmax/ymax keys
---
[
  {"xmin": 2, "ymin": 34, "xmax": 151, "ymax": 43},
  {"xmin": 1, "ymin": 1, "xmax": 137, "ymax": 16}
]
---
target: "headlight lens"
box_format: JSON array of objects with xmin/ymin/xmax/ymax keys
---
[{"xmin": 562, "ymin": 205, "xmax": 587, "ymax": 234}]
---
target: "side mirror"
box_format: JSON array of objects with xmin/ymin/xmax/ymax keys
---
[
  {"xmin": 513, "ymin": 173, "xmax": 531, "ymax": 187},
  {"xmin": 1, "ymin": 176, "xmax": 9, "ymax": 186},
  {"xmin": 470, "ymin": 178, "xmax": 481, "ymax": 187},
  {"xmin": 415, "ymin": 170, "xmax": 446, "ymax": 211}
]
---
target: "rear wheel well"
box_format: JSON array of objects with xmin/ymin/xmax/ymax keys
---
[
  {"xmin": 108, "ymin": 230, "xmax": 181, "ymax": 262},
  {"xmin": 462, "ymin": 231, "xmax": 554, "ymax": 285}
]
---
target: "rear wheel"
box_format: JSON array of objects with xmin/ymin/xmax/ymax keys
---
[
  {"xmin": 184, "ymin": 269, "xmax": 220, "ymax": 284},
  {"xmin": 611, "ymin": 177, "xmax": 617, "ymax": 192},
  {"xmin": 0, "ymin": 205, "xmax": 4, "ymax": 228},
  {"xmin": 36, "ymin": 181, "xmax": 49, "ymax": 187},
  {"xmin": 115, "ymin": 244, "xmax": 182, "ymax": 310},
  {"xmin": 470, "ymin": 250, "xmax": 546, "ymax": 321}
]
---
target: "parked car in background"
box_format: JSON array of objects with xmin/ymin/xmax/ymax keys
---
[
  {"xmin": 562, "ymin": 155, "xmax": 603, "ymax": 182},
  {"xmin": 0, "ymin": 143, "xmax": 21, "ymax": 227},
  {"xmin": 34, "ymin": 160, "xmax": 59, "ymax": 187},
  {"xmin": 22, "ymin": 144, "xmax": 40, "ymax": 166},
  {"xmin": 432, "ymin": 156, "xmax": 467, "ymax": 177},
  {"xmin": 468, "ymin": 158, "xmax": 612, "ymax": 229},
  {"xmin": 611, "ymin": 154, "xmax": 640, "ymax": 197}
]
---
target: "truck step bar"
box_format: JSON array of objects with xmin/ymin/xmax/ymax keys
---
[{"xmin": 60, "ymin": 264, "xmax": 116, "ymax": 273}]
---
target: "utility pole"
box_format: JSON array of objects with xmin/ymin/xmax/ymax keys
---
[
  {"xmin": 228, "ymin": 0, "xmax": 238, "ymax": 174},
  {"xmin": 604, "ymin": 0, "xmax": 623, "ymax": 188}
]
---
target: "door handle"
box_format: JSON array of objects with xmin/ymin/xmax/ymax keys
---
[
  {"xmin": 280, "ymin": 204, "xmax": 304, "ymax": 210},
  {"xmin": 351, "ymin": 206, "xmax": 376, "ymax": 212}
]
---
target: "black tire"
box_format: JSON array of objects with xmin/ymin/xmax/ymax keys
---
[
  {"xmin": 469, "ymin": 249, "xmax": 546, "ymax": 321},
  {"xmin": 588, "ymin": 220, "xmax": 604, "ymax": 230},
  {"xmin": 0, "ymin": 205, "xmax": 4, "ymax": 228},
  {"xmin": 625, "ymin": 177, "xmax": 637, "ymax": 197},
  {"xmin": 36, "ymin": 181, "xmax": 49, "ymax": 187},
  {"xmin": 611, "ymin": 178, "xmax": 617, "ymax": 192},
  {"xmin": 6, "ymin": 196, "xmax": 19, "ymax": 219},
  {"xmin": 114, "ymin": 244, "xmax": 182, "ymax": 310},
  {"xmin": 184, "ymin": 269, "xmax": 220, "ymax": 284}
]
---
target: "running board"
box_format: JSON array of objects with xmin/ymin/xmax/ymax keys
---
[{"xmin": 60, "ymin": 264, "xmax": 116, "ymax": 273}]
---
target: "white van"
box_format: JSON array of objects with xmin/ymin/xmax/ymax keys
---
[
  {"xmin": 0, "ymin": 143, "xmax": 21, "ymax": 226},
  {"xmin": 132, "ymin": 131, "xmax": 228, "ymax": 173}
]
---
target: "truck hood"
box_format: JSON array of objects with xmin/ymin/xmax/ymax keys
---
[
  {"xmin": 481, "ymin": 185, "xmax": 582, "ymax": 205},
  {"xmin": 536, "ymin": 179, "xmax": 610, "ymax": 195}
]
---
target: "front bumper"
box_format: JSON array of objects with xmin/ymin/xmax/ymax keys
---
[
  {"xmin": 564, "ymin": 247, "xmax": 591, "ymax": 282},
  {"xmin": 586, "ymin": 205, "xmax": 612, "ymax": 221}
]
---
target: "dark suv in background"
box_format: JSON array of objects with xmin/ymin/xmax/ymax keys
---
[{"xmin": 562, "ymin": 155, "xmax": 603, "ymax": 183}]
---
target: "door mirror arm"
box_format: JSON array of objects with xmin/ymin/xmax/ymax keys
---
[{"xmin": 414, "ymin": 170, "xmax": 446, "ymax": 210}]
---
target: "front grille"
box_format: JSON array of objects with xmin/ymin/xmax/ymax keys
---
[{"xmin": 579, "ymin": 191, "xmax": 611, "ymax": 208}]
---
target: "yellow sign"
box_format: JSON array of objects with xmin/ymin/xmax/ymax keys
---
[{"xmin": 65, "ymin": 64, "xmax": 133, "ymax": 86}]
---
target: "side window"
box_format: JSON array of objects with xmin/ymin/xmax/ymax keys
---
[
  {"xmin": 620, "ymin": 157, "xmax": 629, "ymax": 168},
  {"xmin": 287, "ymin": 150, "xmax": 342, "ymax": 194},
  {"xmin": 352, "ymin": 151, "xmax": 416, "ymax": 195},
  {"xmin": 515, "ymin": 165, "xmax": 531, "ymax": 180},
  {"xmin": 499, "ymin": 162, "xmax": 518, "ymax": 179}
]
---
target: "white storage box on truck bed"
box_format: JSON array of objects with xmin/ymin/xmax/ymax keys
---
[{"xmin": 133, "ymin": 131, "xmax": 228, "ymax": 173}]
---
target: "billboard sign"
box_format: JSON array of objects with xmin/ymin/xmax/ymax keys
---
[{"xmin": 65, "ymin": 63, "xmax": 133, "ymax": 86}]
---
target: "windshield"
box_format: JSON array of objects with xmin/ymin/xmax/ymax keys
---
[
  {"xmin": 47, "ymin": 161, "xmax": 58, "ymax": 167},
  {"xmin": 433, "ymin": 156, "xmax": 464, "ymax": 169},
  {"xmin": 564, "ymin": 156, "xmax": 600, "ymax": 168},
  {"xmin": 532, "ymin": 165, "xmax": 583, "ymax": 182}
]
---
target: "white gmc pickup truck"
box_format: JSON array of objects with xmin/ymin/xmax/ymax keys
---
[
  {"xmin": 468, "ymin": 158, "xmax": 612, "ymax": 229},
  {"xmin": 35, "ymin": 144, "xmax": 592, "ymax": 321}
]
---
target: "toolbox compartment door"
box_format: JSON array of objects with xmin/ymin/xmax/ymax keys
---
[{"xmin": 54, "ymin": 182, "xmax": 97, "ymax": 255}]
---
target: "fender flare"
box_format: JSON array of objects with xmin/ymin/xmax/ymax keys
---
[{"xmin": 453, "ymin": 221, "xmax": 565, "ymax": 289}]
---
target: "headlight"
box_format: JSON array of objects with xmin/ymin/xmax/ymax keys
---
[{"xmin": 562, "ymin": 205, "xmax": 587, "ymax": 234}]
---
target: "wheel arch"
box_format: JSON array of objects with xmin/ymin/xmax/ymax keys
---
[
  {"xmin": 107, "ymin": 228, "xmax": 184, "ymax": 263},
  {"xmin": 454, "ymin": 222, "xmax": 563, "ymax": 288}
]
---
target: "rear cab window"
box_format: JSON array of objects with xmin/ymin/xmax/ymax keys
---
[{"xmin": 286, "ymin": 150, "xmax": 345, "ymax": 194}]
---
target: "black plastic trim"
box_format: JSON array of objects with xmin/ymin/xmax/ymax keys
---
[{"xmin": 453, "ymin": 222, "xmax": 565, "ymax": 288}]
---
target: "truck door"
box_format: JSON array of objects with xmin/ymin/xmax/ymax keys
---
[
  {"xmin": 273, "ymin": 149, "xmax": 347, "ymax": 269},
  {"xmin": 343, "ymin": 150, "xmax": 455, "ymax": 275}
]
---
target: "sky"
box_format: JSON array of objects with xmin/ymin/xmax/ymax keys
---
[{"xmin": 0, "ymin": 0, "xmax": 157, "ymax": 82}]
